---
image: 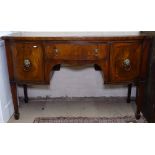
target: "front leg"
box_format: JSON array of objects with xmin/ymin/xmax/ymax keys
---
[
  {"xmin": 135, "ymin": 81, "xmax": 145, "ymax": 119},
  {"xmin": 10, "ymin": 81, "xmax": 20, "ymax": 120}
]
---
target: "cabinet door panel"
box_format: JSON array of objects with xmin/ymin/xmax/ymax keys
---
[
  {"xmin": 110, "ymin": 42, "xmax": 142, "ymax": 82},
  {"xmin": 12, "ymin": 42, "xmax": 44, "ymax": 82}
]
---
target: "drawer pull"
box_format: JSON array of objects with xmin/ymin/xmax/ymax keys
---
[
  {"xmin": 94, "ymin": 48, "xmax": 99, "ymax": 56},
  {"xmin": 94, "ymin": 48, "xmax": 99, "ymax": 53},
  {"xmin": 23, "ymin": 59, "xmax": 31, "ymax": 71},
  {"xmin": 122, "ymin": 59, "xmax": 131, "ymax": 71},
  {"xmin": 53, "ymin": 48, "xmax": 59, "ymax": 56}
]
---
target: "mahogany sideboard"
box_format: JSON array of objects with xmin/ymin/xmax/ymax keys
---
[{"xmin": 1, "ymin": 32, "xmax": 152, "ymax": 120}]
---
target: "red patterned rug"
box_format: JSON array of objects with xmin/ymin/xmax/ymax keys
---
[{"xmin": 34, "ymin": 116, "xmax": 147, "ymax": 123}]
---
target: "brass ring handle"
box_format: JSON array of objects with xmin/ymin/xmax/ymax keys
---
[
  {"xmin": 94, "ymin": 48, "xmax": 99, "ymax": 56},
  {"xmin": 53, "ymin": 48, "xmax": 59, "ymax": 56},
  {"xmin": 33, "ymin": 45, "xmax": 38, "ymax": 48},
  {"xmin": 122, "ymin": 58, "xmax": 131, "ymax": 71},
  {"xmin": 23, "ymin": 59, "xmax": 31, "ymax": 71}
]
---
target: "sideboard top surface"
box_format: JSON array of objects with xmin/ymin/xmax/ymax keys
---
[{"xmin": 1, "ymin": 31, "xmax": 151, "ymax": 41}]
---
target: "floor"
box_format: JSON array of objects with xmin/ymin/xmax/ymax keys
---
[{"xmin": 8, "ymin": 97, "xmax": 136, "ymax": 123}]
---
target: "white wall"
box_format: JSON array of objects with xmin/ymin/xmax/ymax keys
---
[{"xmin": 0, "ymin": 36, "xmax": 14, "ymax": 122}]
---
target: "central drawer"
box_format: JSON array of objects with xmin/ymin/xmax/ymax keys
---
[{"xmin": 45, "ymin": 43, "xmax": 108, "ymax": 60}]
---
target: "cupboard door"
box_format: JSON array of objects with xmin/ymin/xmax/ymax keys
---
[
  {"xmin": 110, "ymin": 42, "xmax": 142, "ymax": 82},
  {"xmin": 12, "ymin": 42, "xmax": 44, "ymax": 82}
]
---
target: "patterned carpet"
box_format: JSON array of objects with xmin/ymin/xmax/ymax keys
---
[{"xmin": 34, "ymin": 116, "xmax": 147, "ymax": 123}]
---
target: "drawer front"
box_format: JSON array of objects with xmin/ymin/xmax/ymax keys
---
[
  {"xmin": 110, "ymin": 42, "xmax": 142, "ymax": 82},
  {"xmin": 45, "ymin": 43, "xmax": 108, "ymax": 60},
  {"xmin": 12, "ymin": 42, "xmax": 44, "ymax": 82}
]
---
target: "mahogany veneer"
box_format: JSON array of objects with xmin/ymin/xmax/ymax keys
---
[{"xmin": 1, "ymin": 32, "xmax": 152, "ymax": 120}]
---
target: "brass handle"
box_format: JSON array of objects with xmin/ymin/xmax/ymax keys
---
[
  {"xmin": 23, "ymin": 59, "xmax": 31, "ymax": 71},
  {"xmin": 94, "ymin": 48, "xmax": 99, "ymax": 56},
  {"xmin": 53, "ymin": 48, "xmax": 59, "ymax": 56},
  {"xmin": 122, "ymin": 58, "xmax": 131, "ymax": 71},
  {"xmin": 33, "ymin": 45, "xmax": 38, "ymax": 48}
]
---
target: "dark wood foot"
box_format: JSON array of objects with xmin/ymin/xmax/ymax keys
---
[
  {"xmin": 135, "ymin": 112, "xmax": 141, "ymax": 120},
  {"xmin": 94, "ymin": 64, "xmax": 102, "ymax": 71},
  {"xmin": 14, "ymin": 113, "xmax": 20, "ymax": 120},
  {"xmin": 53, "ymin": 64, "xmax": 61, "ymax": 71},
  {"xmin": 23, "ymin": 84, "xmax": 28, "ymax": 103},
  {"xmin": 24, "ymin": 98, "xmax": 28, "ymax": 103},
  {"xmin": 127, "ymin": 84, "xmax": 132, "ymax": 103}
]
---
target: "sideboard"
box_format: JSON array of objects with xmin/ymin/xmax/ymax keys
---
[{"xmin": 1, "ymin": 32, "xmax": 152, "ymax": 120}]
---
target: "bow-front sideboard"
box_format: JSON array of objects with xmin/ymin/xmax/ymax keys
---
[{"xmin": 1, "ymin": 32, "xmax": 152, "ymax": 120}]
